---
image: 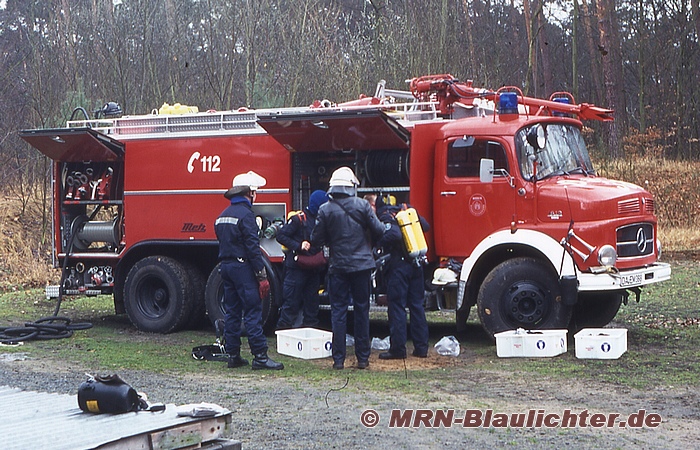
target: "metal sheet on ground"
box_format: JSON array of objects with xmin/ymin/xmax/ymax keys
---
[{"xmin": 0, "ymin": 386, "xmax": 237, "ymax": 450}]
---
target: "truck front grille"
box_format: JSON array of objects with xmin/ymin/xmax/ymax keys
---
[{"xmin": 616, "ymin": 223, "xmax": 654, "ymax": 258}]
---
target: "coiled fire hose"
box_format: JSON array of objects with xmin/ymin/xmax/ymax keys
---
[
  {"xmin": 0, "ymin": 218, "xmax": 93, "ymax": 345},
  {"xmin": 0, "ymin": 316, "xmax": 93, "ymax": 344}
]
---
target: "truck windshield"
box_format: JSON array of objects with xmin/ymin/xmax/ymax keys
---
[{"xmin": 516, "ymin": 124, "xmax": 595, "ymax": 181}]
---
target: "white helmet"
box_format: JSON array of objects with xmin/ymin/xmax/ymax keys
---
[
  {"xmin": 329, "ymin": 167, "xmax": 359, "ymax": 187},
  {"xmin": 328, "ymin": 166, "xmax": 359, "ymax": 197},
  {"xmin": 225, "ymin": 171, "xmax": 267, "ymax": 199},
  {"xmin": 432, "ymin": 268, "xmax": 458, "ymax": 286}
]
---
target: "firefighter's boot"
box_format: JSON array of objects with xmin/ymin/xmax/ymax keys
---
[
  {"xmin": 227, "ymin": 352, "xmax": 249, "ymax": 369},
  {"xmin": 252, "ymin": 352, "xmax": 284, "ymax": 370}
]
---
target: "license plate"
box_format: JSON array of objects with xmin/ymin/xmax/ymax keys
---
[{"xmin": 620, "ymin": 273, "xmax": 643, "ymax": 287}]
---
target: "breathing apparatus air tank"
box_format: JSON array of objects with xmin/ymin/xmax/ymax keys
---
[{"xmin": 395, "ymin": 207, "xmax": 428, "ymax": 259}]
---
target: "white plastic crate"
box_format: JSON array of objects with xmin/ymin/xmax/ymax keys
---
[
  {"xmin": 275, "ymin": 327, "xmax": 333, "ymax": 360},
  {"xmin": 574, "ymin": 328, "xmax": 627, "ymax": 359},
  {"xmin": 494, "ymin": 328, "xmax": 568, "ymax": 357}
]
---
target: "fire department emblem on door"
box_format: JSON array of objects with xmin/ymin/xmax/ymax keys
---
[{"xmin": 469, "ymin": 194, "xmax": 486, "ymax": 216}]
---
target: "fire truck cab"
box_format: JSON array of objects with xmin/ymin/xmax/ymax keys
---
[{"xmin": 20, "ymin": 75, "xmax": 671, "ymax": 337}]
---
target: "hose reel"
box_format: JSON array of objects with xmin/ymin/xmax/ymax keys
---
[
  {"xmin": 364, "ymin": 150, "xmax": 409, "ymax": 186},
  {"xmin": 70, "ymin": 215, "xmax": 121, "ymax": 251}
]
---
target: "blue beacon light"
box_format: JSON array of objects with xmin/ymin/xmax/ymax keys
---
[
  {"xmin": 499, "ymin": 92, "xmax": 519, "ymax": 115},
  {"xmin": 553, "ymin": 97, "xmax": 572, "ymax": 117}
]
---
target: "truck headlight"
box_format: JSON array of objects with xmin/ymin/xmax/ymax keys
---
[
  {"xmin": 597, "ymin": 245, "xmax": 617, "ymax": 266},
  {"xmin": 657, "ymin": 239, "xmax": 662, "ymax": 258}
]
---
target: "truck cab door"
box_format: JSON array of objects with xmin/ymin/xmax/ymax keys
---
[{"xmin": 433, "ymin": 137, "xmax": 515, "ymax": 257}]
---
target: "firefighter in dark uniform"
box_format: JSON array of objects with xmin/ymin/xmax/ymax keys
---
[
  {"xmin": 275, "ymin": 189, "xmax": 329, "ymax": 329},
  {"xmin": 311, "ymin": 167, "xmax": 385, "ymax": 370},
  {"xmin": 215, "ymin": 171, "xmax": 284, "ymax": 370},
  {"xmin": 376, "ymin": 196, "xmax": 430, "ymax": 359}
]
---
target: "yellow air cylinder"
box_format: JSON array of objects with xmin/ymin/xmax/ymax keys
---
[
  {"xmin": 395, "ymin": 207, "xmax": 428, "ymax": 258},
  {"xmin": 159, "ymin": 102, "xmax": 174, "ymax": 114},
  {"xmin": 159, "ymin": 102, "xmax": 199, "ymax": 115}
]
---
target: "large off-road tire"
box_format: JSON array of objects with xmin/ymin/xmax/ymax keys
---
[
  {"xmin": 569, "ymin": 291, "xmax": 624, "ymax": 331},
  {"xmin": 477, "ymin": 257, "xmax": 573, "ymax": 338},
  {"xmin": 204, "ymin": 266, "xmax": 226, "ymax": 328},
  {"xmin": 124, "ymin": 256, "xmax": 194, "ymax": 333},
  {"xmin": 204, "ymin": 258, "xmax": 280, "ymax": 334},
  {"xmin": 182, "ymin": 261, "xmax": 207, "ymax": 330}
]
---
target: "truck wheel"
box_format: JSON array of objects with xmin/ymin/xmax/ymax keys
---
[
  {"xmin": 204, "ymin": 259, "xmax": 281, "ymax": 334},
  {"xmin": 477, "ymin": 257, "xmax": 572, "ymax": 338},
  {"xmin": 182, "ymin": 261, "xmax": 207, "ymax": 330},
  {"xmin": 569, "ymin": 292, "xmax": 623, "ymax": 331},
  {"xmin": 124, "ymin": 256, "xmax": 193, "ymax": 333},
  {"xmin": 204, "ymin": 266, "xmax": 227, "ymax": 328}
]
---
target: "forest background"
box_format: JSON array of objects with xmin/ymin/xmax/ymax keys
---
[{"xmin": 0, "ymin": 0, "xmax": 699, "ymax": 288}]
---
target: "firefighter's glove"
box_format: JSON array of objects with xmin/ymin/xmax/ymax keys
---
[{"xmin": 258, "ymin": 279, "xmax": 270, "ymax": 300}]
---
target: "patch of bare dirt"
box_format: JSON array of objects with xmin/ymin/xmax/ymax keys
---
[
  {"xmin": 307, "ymin": 352, "xmax": 460, "ymax": 371},
  {"xmin": 3, "ymin": 336, "xmax": 700, "ymax": 449}
]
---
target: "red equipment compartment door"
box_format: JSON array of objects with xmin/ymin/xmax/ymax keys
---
[
  {"xmin": 19, "ymin": 127, "xmax": 124, "ymax": 162},
  {"xmin": 433, "ymin": 137, "xmax": 516, "ymax": 257},
  {"xmin": 257, "ymin": 109, "xmax": 410, "ymax": 152}
]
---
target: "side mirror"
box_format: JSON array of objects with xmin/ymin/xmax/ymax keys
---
[{"xmin": 480, "ymin": 158, "xmax": 494, "ymax": 183}]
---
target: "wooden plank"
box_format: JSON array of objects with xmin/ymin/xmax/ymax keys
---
[
  {"xmin": 199, "ymin": 416, "xmax": 231, "ymax": 442},
  {"xmin": 95, "ymin": 434, "xmax": 152, "ymax": 450},
  {"xmin": 150, "ymin": 423, "xmax": 203, "ymax": 449}
]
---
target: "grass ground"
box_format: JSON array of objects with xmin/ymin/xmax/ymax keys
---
[{"xmin": 1, "ymin": 256, "xmax": 697, "ymax": 392}]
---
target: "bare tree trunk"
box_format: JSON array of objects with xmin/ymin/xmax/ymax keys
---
[
  {"xmin": 523, "ymin": 0, "xmax": 535, "ymax": 95},
  {"xmin": 243, "ymin": 0, "xmax": 258, "ymax": 107},
  {"xmin": 636, "ymin": 0, "xmax": 646, "ymax": 133},
  {"xmin": 572, "ymin": 0, "xmax": 580, "ymax": 98},
  {"xmin": 580, "ymin": 0, "xmax": 603, "ymax": 105},
  {"xmin": 57, "ymin": 0, "xmax": 78, "ymax": 87},
  {"xmin": 461, "ymin": 0, "xmax": 477, "ymax": 72},
  {"xmin": 596, "ymin": 0, "xmax": 625, "ymax": 157},
  {"xmin": 286, "ymin": 2, "xmax": 308, "ymax": 106},
  {"xmin": 537, "ymin": 0, "xmax": 554, "ymax": 95},
  {"xmin": 438, "ymin": 0, "xmax": 449, "ymax": 73}
]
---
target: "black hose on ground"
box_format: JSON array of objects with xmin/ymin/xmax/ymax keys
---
[
  {"xmin": 0, "ymin": 316, "xmax": 93, "ymax": 344},
  {"xmin": 1, "ymin": 217, "xmax": 93, "ymax": 346}
]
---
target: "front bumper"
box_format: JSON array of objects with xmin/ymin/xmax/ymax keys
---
[{"xmin": 577, "ymin": 262, "xmax": 671, "ymax": 292}]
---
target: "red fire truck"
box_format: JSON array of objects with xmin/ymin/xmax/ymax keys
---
[{"xmin": 20, "ymin": 74, "xmax": 671, "ymax": 337}]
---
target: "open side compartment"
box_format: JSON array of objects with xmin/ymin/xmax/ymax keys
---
[{"xmin": 20, "ymin": 127, "xmax": 126, "ymax": 296}]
